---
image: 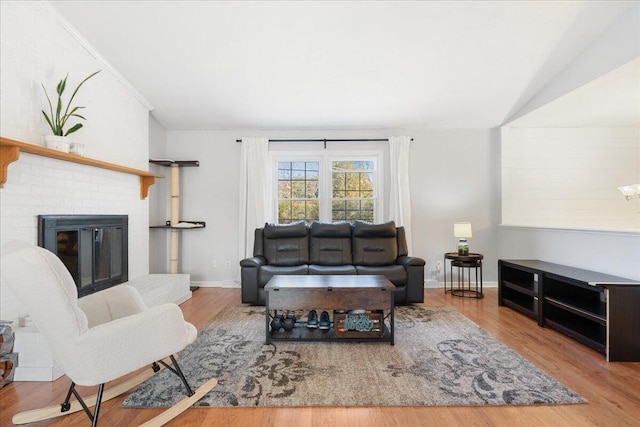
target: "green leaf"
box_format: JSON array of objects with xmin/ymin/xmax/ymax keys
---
[
  {"xmin": 56, "ymin": 75, "xmax": 68, "ymax": 96},
  {"xmin": 64, "ymin": 70, "xmax": 100, "ymax": 119},
  {"xmin": 64, "ymin": 123, "xmax": 83, "ymax": 136},
  {"xmin": 41, "ymin": 110, "xmax": 54, "ymax": 132}
]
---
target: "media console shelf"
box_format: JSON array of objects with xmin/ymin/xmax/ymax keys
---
[{"xmin": 499, "ymin": 260, "xmax": 640, "ymax": 362}]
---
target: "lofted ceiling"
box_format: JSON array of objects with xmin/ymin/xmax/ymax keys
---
[
  {"xmin": 48, "ymin": 1, "xmax": 636, "ymax": 131},
  {"xmin": 506, "ymin": 57, "xmax": 640, "ymax": 128}
]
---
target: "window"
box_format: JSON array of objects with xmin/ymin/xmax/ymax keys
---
[{"xmin": 274, "ymin": 152, "xmax": 381, "ymax": 224}]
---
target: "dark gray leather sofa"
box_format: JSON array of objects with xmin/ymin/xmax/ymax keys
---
[{"xmin": 240, "ymin": 220, "xmax": 425, "ymax": 305}]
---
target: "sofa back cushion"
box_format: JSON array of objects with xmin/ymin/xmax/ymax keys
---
[
  {"xmin": 309, "ymin": 221, "xmax": 352, "ymax": 265},
  {"xmin": 352, "ymin": 221, "xmax": 398, "ymax": 266},
  {"xmin": 262, "ymin": 222, "xmax": 309, "ymax": 266}
]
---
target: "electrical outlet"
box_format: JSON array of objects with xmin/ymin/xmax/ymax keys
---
[
  {"xmin": 436, "ymin": 260, "xmax": 442, "ymax": 271},
  {"xmin": 225, "ymin": 261, "xmax": 231, "ymax": 269},
  {"xmin": 212, "ymin": 260, "xmax": 217, "ymax": 268}
]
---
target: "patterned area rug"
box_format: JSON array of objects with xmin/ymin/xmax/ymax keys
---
[{"xmin": 122, "ymin": 306, "xmax": 585, "ymax": 408}]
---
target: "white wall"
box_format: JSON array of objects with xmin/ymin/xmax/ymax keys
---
[
  {"xmin": 158, "ymin": 128, "xmax": 501, "ymax": 287},
  {"xmin": 498, "ymin": 226, "xmax": 640, "ymax": 280},
  {"xmin": 502, "ymin": 127, "xmax": 640, "ymax": 230},
  {"xmin": 0, "ymin": 1, "xmax": 151, "ymax": 321}
]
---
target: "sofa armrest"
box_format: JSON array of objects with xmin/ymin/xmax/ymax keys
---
[
  {"xmin": 396, "ymin": 255, "xmax": 426, "ymax": 267},
  {"xmin": 240, "ymin": 256, "xmax": 266, "ymax": 268},
  {"xmin": 397, "ymin": 256, "xmax": 425, "ymax": 303},
  {"xmin": 240, "ymin": 256, "xmax": 266, "ymax": 304}
]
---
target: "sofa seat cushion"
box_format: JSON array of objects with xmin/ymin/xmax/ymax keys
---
[
  {"xmin": 259, "ymin": 264, "xmax": 308, "ymax": 287},
  {"xmin": 352, "ymin": 221, "xmax": 398, "ymax": 266},
  {"xmin": 308, "ymin": 264, "xmax": 356, "ymax": 275},
  {"xmin": 309, "ymin": 221, "xmax": 352, "ymax": 265},
  {"xmin": 263, "ymin": 222, "xmax": 309, "ymax": 266},
  {"xmin": 355, "ymin": 265, "xmax": 406, "ymax": 286}
]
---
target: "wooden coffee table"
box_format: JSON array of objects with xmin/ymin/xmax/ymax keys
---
[{"xmin": 264, "ymin": 275, "xmax": 395, "ymax": 345}]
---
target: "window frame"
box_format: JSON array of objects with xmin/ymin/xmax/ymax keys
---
[{"xmin": 271, "ymin": 150, "xmax": 383, "ymax": 224}]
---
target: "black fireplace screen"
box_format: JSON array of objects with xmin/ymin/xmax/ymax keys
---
[{"xmin": 38, "ymin": 215, "xmax": 128, "ymax": 297}]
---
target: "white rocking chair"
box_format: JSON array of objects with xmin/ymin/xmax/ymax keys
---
[{"xmin": 1, "ymin": 241, "xmax": 216, "ymax": 426}]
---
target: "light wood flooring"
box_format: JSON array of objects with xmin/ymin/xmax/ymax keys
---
[{"xmin": 1, "ymin": 288, "xmax": 639, "ymax": 427}]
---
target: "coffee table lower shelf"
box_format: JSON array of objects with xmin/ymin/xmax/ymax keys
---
[{"xmin": 266, "ymin": 320, "xmax": 394, "ymax": 345}]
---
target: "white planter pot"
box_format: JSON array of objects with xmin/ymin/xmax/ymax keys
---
[{"xmin": 44, "ymin": 135, "xmax": 71, "ymax": 153}]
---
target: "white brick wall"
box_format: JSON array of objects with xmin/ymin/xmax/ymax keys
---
[
  {"xmin": 501, "ymin": 127, "xmax": 640, "ymax": 230},
  {"xmin": 0, "ymin": 1, "xmax": 151, "ymax": 321}
]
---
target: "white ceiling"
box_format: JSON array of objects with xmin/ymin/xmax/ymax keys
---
[{"xmin": 49, "ymin": 1, "xmax": 636, "ymax": 131}]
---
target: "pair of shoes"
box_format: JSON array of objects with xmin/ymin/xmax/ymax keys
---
[
  {"xmin": 319, "ymin": 311, "xmax": 331, "ymax": 330},
  {"xmin": 306, "ymin": 310, "xmax": 318, "ymax": 329}
]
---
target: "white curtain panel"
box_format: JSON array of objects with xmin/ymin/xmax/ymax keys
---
[
  {"xmin": 238, "ymin": 137, "xmax": 272, "ymax": 260},
  {"xmin": 389, "ymin": 136, "xmax": 413, "ymax": 253}
]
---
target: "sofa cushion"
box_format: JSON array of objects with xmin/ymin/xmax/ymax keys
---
[
  {"xmin": 263, "ymin": 222, "xmax": 309, "ymax": 266},
  {"xmin": 309, "ymin": 221, "xmax": 352, "ymax": 265},
  {"xmin": 259, "ymin": 265, "xmax": 308, "ymax": 287},
  {"xmin": 308, "ymin": 264, "xmax": 357, "ymax": 275},
  {"xmin": 352, "ymin": 221, "xmax": 398, "ymax": 266}
]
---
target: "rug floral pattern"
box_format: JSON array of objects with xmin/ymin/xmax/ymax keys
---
[{"xmin": 122, "ymin": 306, "xmax": 585, "ymax": 408}]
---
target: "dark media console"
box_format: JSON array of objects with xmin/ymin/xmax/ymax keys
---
[{"xmin": 498, "ymin": 259, "xmax": 640, "ymax": 362}]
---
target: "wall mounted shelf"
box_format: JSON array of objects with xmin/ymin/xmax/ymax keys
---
[
  {"xmin": 150, "ymin": 220, "xmax": 206, "ymax": 229},
  {"xmin": 149, "ymin": 159, "xmax": 199, "ymax": 167},
  {"xmin": 0, "ymin": 137, "xmax": 160, "ymax": 199}
]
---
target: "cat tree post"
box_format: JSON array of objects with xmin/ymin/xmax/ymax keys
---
[{"xmin": 170, "ymin": 164, "xmax": 180, "ymax": 274}]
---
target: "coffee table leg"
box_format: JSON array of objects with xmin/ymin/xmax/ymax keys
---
[
  {"xmin": 265, "ymin": 295, "xmax": 270, "ymax": 345},
  {"xmin": 390, "ymin": 294, "xmax": 395, "ymax": 346}
]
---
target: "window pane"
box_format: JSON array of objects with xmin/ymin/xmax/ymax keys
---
[
  {"xmin": 291, "ymin": 181, "xmax": 306, "ymax": 198},
  {"xmin": 278, "ymin": 201, "xmax": 292, "ymax": 221},
  {"xmin": 278, "ymin": 181, "xmax": 291, "ymax": 198},
  {"xmin": 306, "ymin": 180, "xmax": 318, "ymax": 198}
]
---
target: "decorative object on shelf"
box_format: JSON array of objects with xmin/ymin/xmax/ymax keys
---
[
  {"xmin": 618, "ymin": 184, "xmax": 640, "ymax": 200},
  {"xmin": 41, "ymin": 70, "xmax": 100, "ymax": 151},
  {"xmin": 453, "ymin": 222, "xmax": 472, "ymax": 255},
  {"xmin": 69, "ymin": 142, "xmax": 84, "ymax": 156}
]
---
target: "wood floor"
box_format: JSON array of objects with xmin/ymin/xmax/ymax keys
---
[{"xmin": 1, "ymin": 287, "xmax": 639, "ymax": 427}]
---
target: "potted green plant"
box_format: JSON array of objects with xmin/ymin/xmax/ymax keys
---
[{"xmin": 42, "ymin": 70, "xmax": 100, "ymax": 152}]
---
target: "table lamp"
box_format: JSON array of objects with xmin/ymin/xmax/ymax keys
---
[{"xmin": 454, "ymin": 222, "xmax": 472, "ymax": 256}]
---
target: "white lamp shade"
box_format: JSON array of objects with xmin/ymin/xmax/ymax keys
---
[{"xmin": 454, "ymin": 222, "xmax": 473, "ymax": 238}]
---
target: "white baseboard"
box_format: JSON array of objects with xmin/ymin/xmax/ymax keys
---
[{"xmin": 192, "ymin": 280, "xmax": 241, "ymax": 288}]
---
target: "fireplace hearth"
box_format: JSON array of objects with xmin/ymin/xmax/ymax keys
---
[{"xmin": 38, "ymin": 215, "xmax": 128, "ymax": 297}]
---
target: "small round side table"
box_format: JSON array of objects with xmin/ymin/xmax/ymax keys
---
[{"xmin": 444, "ymin": 252, "xmax": 484, "ymax": 299}]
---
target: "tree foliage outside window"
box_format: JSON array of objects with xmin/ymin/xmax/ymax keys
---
[{"xmin": 276, "ymin": 158, "xmax": 377, "ymax": 224}]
